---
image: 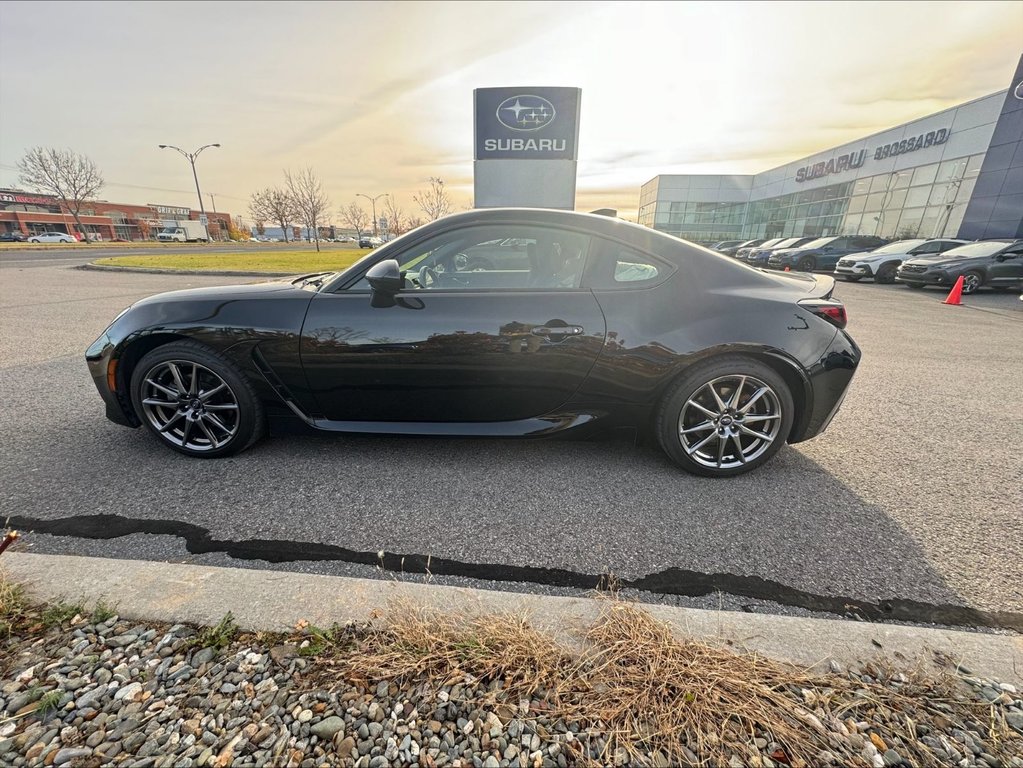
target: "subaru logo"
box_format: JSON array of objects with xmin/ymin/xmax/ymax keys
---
[
  {"xmin": 496, "ymin": 95, "xmax": 556, "ymax": 132},
  {"xmin": 1015, "ymin": 80, "xmax": 1023, "ymax": 100}
]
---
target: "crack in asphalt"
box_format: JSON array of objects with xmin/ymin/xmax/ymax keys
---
[{"xmin": 9, "ymin": 513, "xmax": 1022, "ymax": 633}]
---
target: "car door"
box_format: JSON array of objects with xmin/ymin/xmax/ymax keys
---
[
  {"xmin": 300, "ymin": 222, "xmax": 608, "ymax": 423},
  {"xmin": 987, "ymin": 243, "xmax": 1023, "ymax": 287}
]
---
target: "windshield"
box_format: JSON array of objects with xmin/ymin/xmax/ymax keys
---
[
  {"xmin": 773, "ymin": 238, "xmax": 800, "ymax": 247},
  {"xmin": 759, "ymin": 238, "xmax": 785, "ymax": 248},
  {"xmin": 937, "ymin": 241, "xmax": 1012, "ymax": 259},
  {"xmin": 800, "ymin": 237, "xmax": 835, "ymax": 249},
  {"xmin": 871, "ymin": 239, "xmax": 926, "ymax": 254}
]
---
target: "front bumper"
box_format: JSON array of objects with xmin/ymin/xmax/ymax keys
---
[
  {"xmin": 85, "ymin": 333, "xmax": 138, "ymax": 428},
  {"xmin": 834, "ymin": 263, "xmax": 874, "ymax": 278},
  {"xmin": 895, "ymin": 270, "xmax": 950, "ymax": 287}
]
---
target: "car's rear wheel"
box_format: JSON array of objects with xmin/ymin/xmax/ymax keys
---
[
  {"xmin": 130, "ymin": 341, "xmax": 265, "ymax": 458},
  {"xmin": 875, "ymin": 264, "xmax": 898, "ymax": 284},
  {"xmin": 656, "ymin": 356, "xmax": 794, "ymax": 477},
  {"xmin": 961, "ymin": 271, "xmax": 983, "ymax": 295}
]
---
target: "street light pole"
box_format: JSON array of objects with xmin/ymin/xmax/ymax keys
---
[
  {"xmin": 158, "ymin": 143, "xmax": 221, "ymax": 242},
  {"xmin": 356, "ymin": 192, "xmax": 389, "ymax": 238}
]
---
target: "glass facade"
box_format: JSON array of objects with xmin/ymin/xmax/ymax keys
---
[{"xmin": 640, "ymin": 153, "xmax": 985, "ymax": 246}]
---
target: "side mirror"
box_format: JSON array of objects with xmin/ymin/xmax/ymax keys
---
[{"xmin": 366, "ymin": 259, "xmax": 403, "ymax": 294}]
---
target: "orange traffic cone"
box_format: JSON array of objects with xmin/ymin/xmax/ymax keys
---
[{"xmin": 942, "ymin": 275, "xmax": 964, "ymax": 305}]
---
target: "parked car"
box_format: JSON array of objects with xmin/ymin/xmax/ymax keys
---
[
  {"xmin": 895, "ymin": 239, "xmax": 1023, "ymax": 294},
  {"xmin": 0, "ymin": 231, "xmax": 27, "ymax": 242},
  {"xmin": 86, "ymin": 207, "xmax": 860, "ymax": 478},
  {"xmin": 28, "ymin": 232, "xmax": 76, "ymax": 244},
  {"xmin": 732, "ymin": 238, "xmax": 772, "ymax": 260},
  {"xmin": 745, "ymin": 237, "xmax": 815, "ymax": 267},
  {"xmin": 737, "ymin": 237, "xmax": 787, "ymax": 263},
  {"xmin": 359, "ymin": 236, "xmax": 383, "ymax": 248},
  {"xmin": 767, "ymin": 235, "xmax": 888, "ymax": 272},
  {"xmin": 715, "ymin": 239, "xmax": 765, "ymax": 258},
  {"xmin": 834, "ymin": 238, "xmax": 969, "ymax": 284},
  {"xmin": 711, "ymin": 240, "xmax": 745, "ymax": 252}
]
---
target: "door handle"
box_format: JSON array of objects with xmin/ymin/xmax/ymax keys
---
[{"xmin": 532, "ymin": 325, "xmax": 584, "ymax": 337}]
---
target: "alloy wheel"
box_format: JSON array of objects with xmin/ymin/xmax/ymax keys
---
[
  {"xmin": 677, "ymin": 374, "xmax": 783, "ymax": 470},
  {"xmin": 139, "ymin": 360, "xmax": 240, "ymax": 452},
  {"xmin": 961, "ymin": 272, "xmax": 981, "ymax": 294}
]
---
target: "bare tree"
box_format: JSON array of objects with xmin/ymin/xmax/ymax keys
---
[
  {"xmin": 18, "ymin": 147, "xmax": 104, "ymax": 243},
  {"xmin": 381, "ymin": 196, "xmax": 407, "ymax": 238},
  {"xmin": 249, "ymin": 186, "xmax": 297, "ymax": 242},
  {"xmin": 285, "ymin": 168, "xmax": 331, "ymax": 252},
  {"xmin": 413, "ymin": 177, "xmax": 452, "ymax": 221},
  {"xmin": 340, "ymin": 202, "xmax": 370, "ymax": 238}
]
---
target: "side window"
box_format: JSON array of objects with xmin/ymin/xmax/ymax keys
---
[
  {"xmin": 348, "ymin": 225, "xmax": 591, "ymax": 291},
  {"xmin": 587, "ymin": 242, "xmax": 671, "ymax": 290},
  {"xmin": 914, "ymin": 241, "xmax": 940, "ymax": 254}
]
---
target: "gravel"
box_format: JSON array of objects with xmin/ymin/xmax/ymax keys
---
[{"xmin": 2, "ymin": 611, "xmax": 1022, "ymax": 767}]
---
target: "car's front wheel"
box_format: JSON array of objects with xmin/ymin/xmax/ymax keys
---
[
  {"xmin": 960, "ymin": 270, "xmax": 983, "ymax": 295},
  {"xmin": 797, "ymin": 256, "xmax": 816, "ymax": 272},
  {"xmin": 130, "ymin": 341, "xmax": 265, "ymax": 457},
  {"xmin": 656, "ymin": 356, "xmax": 794, "ymax": 477},
  {"xmin": 875, "ymin": 264, "xmax": 898, "ymax": 284}
]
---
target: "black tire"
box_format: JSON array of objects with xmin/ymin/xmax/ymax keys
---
[
  {"xmin": 875, "ymin": 263, "xmax": 898, "ymax": 284},
  {"xmin": 960, "ymin": 271, "xmax": 983, "ymax": 295},
  {"xmin": 130, "ymin": 340, "xmax": 265, "ymax": 458},
  {"xmin": 797, "ymin": 256, "xmax": 816, "ymax": 272},
  {"xmin": 655, "ymin": 356, "xmax": 794, "ymax": 478}
]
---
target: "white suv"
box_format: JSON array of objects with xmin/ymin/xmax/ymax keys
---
[{"xmin": 834, "ymin": 238, "xmax": 968, "ymax": 284}]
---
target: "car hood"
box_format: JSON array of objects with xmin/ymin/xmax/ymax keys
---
[
  {"xmin": 771, "ymin": 247, "xmax": 816, "ymax": 259},
  {"xmin": 132, "ymin": 278, "xmax": 304, "ymax": 307},
  {"xmin": 901, "ymin": 255, "xmax": 971, "ymax": 267}
]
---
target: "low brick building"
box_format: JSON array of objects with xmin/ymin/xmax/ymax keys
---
[{"xmin": 0, "ymin": 189, "xmax": 233, "ymax": 241}]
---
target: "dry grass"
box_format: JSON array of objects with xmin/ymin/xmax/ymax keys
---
[{"xmin": 323, "ymin": 597, "xmax": 1022, "ymax": 767}]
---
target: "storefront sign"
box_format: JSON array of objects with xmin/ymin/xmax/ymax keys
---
[
  {"xmin": 873, "ymin": 128, "xmax": 948, "ymax": 160},
  {"xmin": 795, "ymin": 127, "xmax": 950, "ymax": 182},
  {"xmin": 0, "ymin": 191, "xmax": 57, "ymax": 205},
  {"xmin": 150, "ymin": 204, "xmax": 191, "ymax": 216},
  {"xmin": 795, "ymin": 150, "xmax": 867, "ymax": 183}
]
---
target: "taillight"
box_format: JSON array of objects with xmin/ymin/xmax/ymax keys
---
[{"xmin": 798, "ymin": 298, "xmax": 848, "ymax": 329}]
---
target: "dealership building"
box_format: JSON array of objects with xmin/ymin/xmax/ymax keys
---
[{"xmin": 639, "ymin": 57, "xmax": 1023, "ymax": 245}]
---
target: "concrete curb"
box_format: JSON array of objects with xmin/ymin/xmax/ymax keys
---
[
  {"xmin": 4, "ymin": 552, "xmax": 1021, "ymax": 684},
  {"xmin": 77, "ymin": 263, "xmax": 290, "ymax": 278}
]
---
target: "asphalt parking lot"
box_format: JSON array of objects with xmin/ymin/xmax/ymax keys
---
[{"xmin": 1, "ymin": 255, "xmax": 1021, "ymax": 631}]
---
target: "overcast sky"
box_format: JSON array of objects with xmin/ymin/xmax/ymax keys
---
[{"xmin": 0, "ymin": 1, "xmax": 1020, "ymax": 222}]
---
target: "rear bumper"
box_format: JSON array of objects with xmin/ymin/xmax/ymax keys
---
[{"xmin": 789, "ymin": 329, "xmax": 861, "ymax": 444}]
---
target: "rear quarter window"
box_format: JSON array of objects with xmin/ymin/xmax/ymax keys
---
[{"xmin": 586, "ymin": 241, "xmax": 674, "ymax": 290}]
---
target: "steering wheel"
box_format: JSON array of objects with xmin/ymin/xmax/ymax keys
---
[{"xmin": 418, "ymin": 265, "xmax": 438, "ymax": 289}]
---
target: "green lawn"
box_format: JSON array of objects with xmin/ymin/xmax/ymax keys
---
[{"xmin": 93, "ymin": 251, "xmax": 367, "ymax": 273}]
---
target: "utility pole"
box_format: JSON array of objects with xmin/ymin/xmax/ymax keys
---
[
  {"xmin": 356, "ymin": 192, "xmax": 389, "ymax": 238},
  {"xmin": 158, "ymin": 143, "xmax": 221, "ymax": 242}
]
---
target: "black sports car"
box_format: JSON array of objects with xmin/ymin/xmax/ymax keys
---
[{"xmin": 86, "ymin": 208, "xmax": 860, "ymax": 477}]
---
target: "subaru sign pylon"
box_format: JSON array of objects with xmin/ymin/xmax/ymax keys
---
[{"xmin": 473, "ymin": 86, "xmax": 581, "ymax": 209}]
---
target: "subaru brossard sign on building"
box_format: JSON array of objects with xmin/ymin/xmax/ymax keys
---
[{"xmin": 473, "ymin": 86, "xmax": 582, "ymax": 209}]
